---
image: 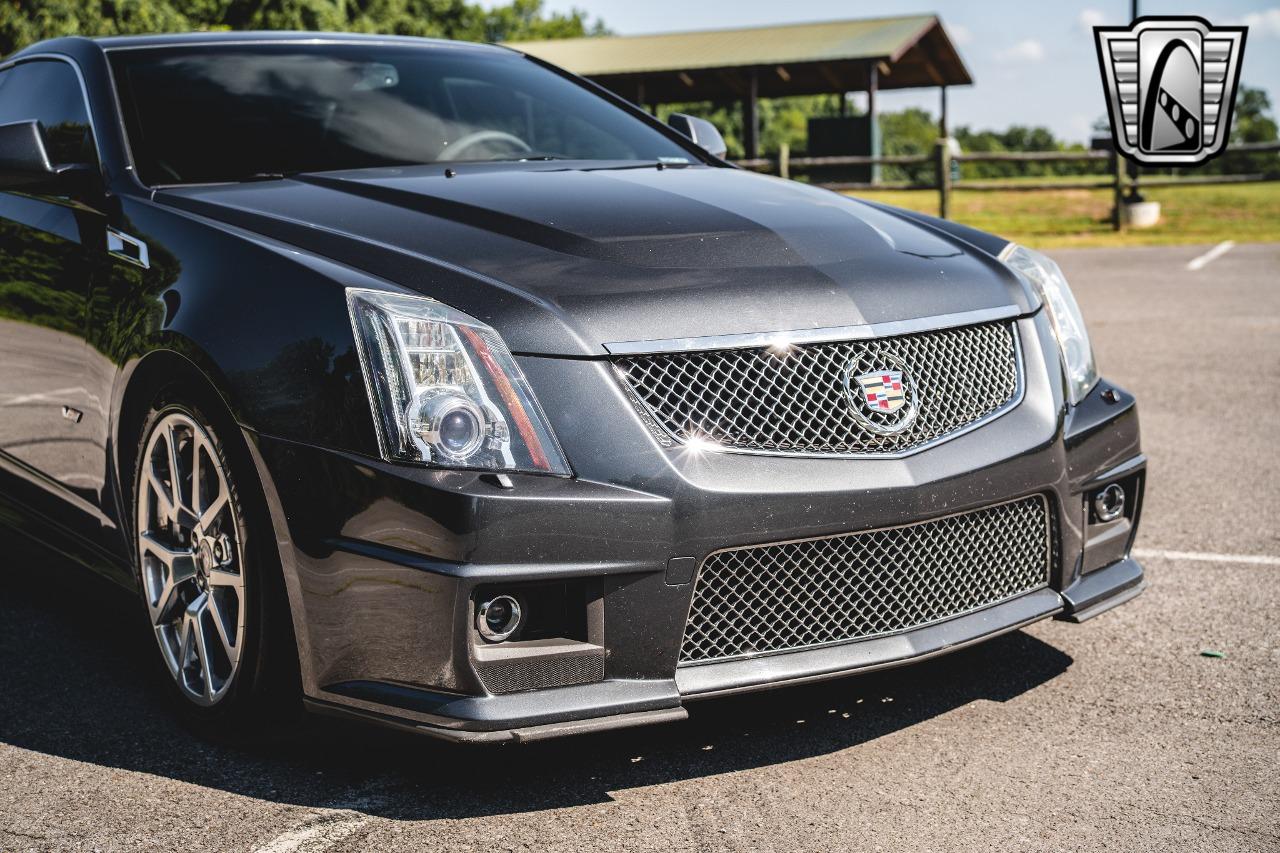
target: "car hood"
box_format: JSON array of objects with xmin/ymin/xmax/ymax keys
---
[{"xmin": 158, "ymin": 163, "xmax": 1034, "ymax": 356}]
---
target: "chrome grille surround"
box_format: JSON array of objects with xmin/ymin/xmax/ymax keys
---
[
  {"xmin": 679, "ymin": 495, "xmax": 1053, "ymax": 665},
  {"xmin": 614, "ymin": 320, "xmax": 1022, "ymax": 457}
]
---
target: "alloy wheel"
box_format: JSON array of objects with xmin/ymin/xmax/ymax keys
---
[{"xmin": 137, "ymin": 411, "xmax": 246, "ymax": 707}]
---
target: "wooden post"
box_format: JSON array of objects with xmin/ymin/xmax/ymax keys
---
[
  {"xmin": 779, "ymin": 143, "xmax": 790, "ymax": 179},
  {"xmin": 743, "ymin": 69, "xmax": 759, "ymax": 160},
  {"xmin": 867, "ymin": 63, "xmax": 880, "ymax": 184},
  {"xmin": 936, "ymin": 139, "xmax": 952, "ymax": 220},
  {"xmin": 1110, "ymin": 148, "xmax": 1125, "ymax": 231},
  {"xmin": 1125, "ymin": 0, "xmax": 1142, "ymax": 202},
  {"xmin": 939, "ymin": 85, "xmax": 949, "ymax": 139}
]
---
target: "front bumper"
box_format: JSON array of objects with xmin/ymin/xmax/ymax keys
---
[{"xmin": 246, "ymin": 313, "xmax": 1146, "ymax": 743}]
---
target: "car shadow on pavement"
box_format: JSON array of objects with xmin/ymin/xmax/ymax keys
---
[{"xmin": 0, "ymin": 534, "xmax": 1073, "ymax": 821}]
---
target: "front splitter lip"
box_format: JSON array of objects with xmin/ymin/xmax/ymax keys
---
[
  {"xmin": 675, "ymin": 587, "xmax": 1066, "ymax": 699},
  {"xmin": 304, "ymin": 696, "xmax": 690, "ymax": 745},
  {"xmin": 300, "ymin": 587, "xmax": 1071, "ymax": 743}
]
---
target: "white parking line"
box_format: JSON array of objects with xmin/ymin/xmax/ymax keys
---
[
  {"xmin": 251, "ymin": 797, "xmax": 384, "ymax": 853},
  {"xmin": 252, "ymin": 812, "xmax": 370, "ymax": 853},
  {"xmin": 1134, "ymin": 547, "xmax": 1280, "ymax": 566},
  {"xmin": 0, "ymin": 387, "xmax": 90, "ymax": 406},
  {"xmin": 1186, "ymin": 240, "xmax": 1235, "ymax": 271}
]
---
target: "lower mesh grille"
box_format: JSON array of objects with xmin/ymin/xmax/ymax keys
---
[
  {"xmin": 475, "ymin": 649, "xmax": 606, "ymax": 695},
  {"xmin": 679, "ymin": 496, "xmax": 1052, "ymax": 664}
]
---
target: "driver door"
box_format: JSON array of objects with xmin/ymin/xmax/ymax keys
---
[{"xmin": 0, "ymin": 59, "xmax": 111, "ymax": 538}]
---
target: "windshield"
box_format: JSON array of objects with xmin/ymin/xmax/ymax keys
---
[{"xmin": 108, "ymin": 43, "xmax": 697, "ymax": 185}]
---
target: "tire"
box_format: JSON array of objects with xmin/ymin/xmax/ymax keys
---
[{"xmin": 130, "ymin": 390, "xmax": 300, "ymax": 736}]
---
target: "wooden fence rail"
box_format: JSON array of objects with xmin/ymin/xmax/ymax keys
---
[{"xmin": 732, "ymin": 140, "xmax": 1280, "ymax": 230}]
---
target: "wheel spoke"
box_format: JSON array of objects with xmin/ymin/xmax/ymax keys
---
[
  {"xmin": 140, "ymin": 533, "xmax": 196, "ymax": 622},
  {"xmin": 191, "ymin": 434, "xmax": 204, "ymax": 521},
  {"xmin": 163, "ymin": 420, "xmax": 184, "ymax": 512},
  {"xmin": 157, "ymin": 579, "xmax": 182, "ymax": 622},
  {"xmin": 178, "ymin": 610, "xmax": 197, "ymax": 672},
  {"xmin": 207, "ymin": 591, "xmax": 240, "ymax": 666},
  {"xmin": 206, "ymin": 567, "xmax": 242, "ymax": 591},
  {"xmin": 147, "ymin": 468, "xmax": 175, "ymax": 523},
  {"xmin": 187, "ymin": 594, "xmax": 217, "ymax": 702},
  {"xmin": 139, "ymin": 532, "xmax": 189, "ymax": 570},
  {"xmin": 199, "ymin": 486, "xmax": 229, "ymax": 532}
]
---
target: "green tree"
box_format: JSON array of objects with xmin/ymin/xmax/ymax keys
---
[
  {"xmin": 479, "ymin": 0, "xmax": 605, "ymax": 42},
  {"xmin": 879, "ymin": 107, "xmax": 939, "ymax": 182},
  {"xmin": 0, "ymin": 0, "xmax": 604, "ymax": 57},
  {"xmin": 1219, "ymin": 85, "xmax": 1279, "ymax": 176},
  {"xmin": 1231, "ymin": 85, "xmax": 1279, "ymax": 143},
  {"xmin": 0, "ymin": 0, "xmax": 191, "ymax": 54}
]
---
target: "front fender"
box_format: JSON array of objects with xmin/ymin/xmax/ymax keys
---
[{"xmin": 103, "ymin": 196, "xmax": 381, "ymax": 460}]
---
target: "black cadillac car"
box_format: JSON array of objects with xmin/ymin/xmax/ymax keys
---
[{"xmin": 0, "ymin": 32, "xmax": 1145, "ymax": 743}]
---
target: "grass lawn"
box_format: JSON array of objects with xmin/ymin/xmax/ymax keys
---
[{"xmin": 843, "ymin": 181, "xmax": 1280, "ymax": 249}]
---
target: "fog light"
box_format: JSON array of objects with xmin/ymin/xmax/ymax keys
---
[
  {"xmin": 477, "ymin": 594, "xmax": 522, "ymax": 642},
  {"xmin": 1094, "ymin": 483, "xmax": 1126, "ymax": 522}
]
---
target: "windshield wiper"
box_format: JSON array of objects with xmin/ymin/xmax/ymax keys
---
[
  {"xmin": 587, "ymin": 161, "xmax": 689, "ymax": 171},
  {"xmin": 148, "ymin": 171, "xmax": 299, "ymax": 190},
  {"xmin": 477, "ymin": 152, "xmax": 569, "ymax": 163}
]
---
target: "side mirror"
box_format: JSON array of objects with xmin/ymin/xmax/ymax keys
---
[
  {"xmin": 0, "ymin": 120, "xmax": 90, "ymax": 193},
  {"xmin": 668, "ymin": 113, "xmax": 728, "ymax": 160}
]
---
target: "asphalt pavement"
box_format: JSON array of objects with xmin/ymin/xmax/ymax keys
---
[{"xmin": 1, "ymin": 242, "xmax": 1277, "ymax": 853}]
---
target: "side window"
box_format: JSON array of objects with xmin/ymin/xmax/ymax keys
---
[{"xmin": 0, "ymin": 60, "xmax": 97, "ymax": 165}]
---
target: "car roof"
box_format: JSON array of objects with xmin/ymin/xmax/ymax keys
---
[{"xmin": 13, "ymin": 30, "xmax": 513, "ymax": 58}]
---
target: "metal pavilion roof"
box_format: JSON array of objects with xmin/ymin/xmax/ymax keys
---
[{"xmin": 505, "ymin": 15, "xmax": 972, "ymax": 103}]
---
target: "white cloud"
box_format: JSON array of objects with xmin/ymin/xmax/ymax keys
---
[
  {"xmin": 995, "ymin": 39, "xmax": 1045, "ymax": 62},
  {"xmin": 947, "ymin": 22, "xmax": 973, "ymax": 46},
  {"xmin": 1232, "ymin": 8, "xmax": 1280, "ymax": 37},
  {"xmin": 1078, "ymin": 8, "xmax": 1108, "ymax": 32}
]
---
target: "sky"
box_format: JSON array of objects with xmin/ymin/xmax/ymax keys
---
[{"xmin": 485, "ymin": 0, "xmax": 1280, "ymax": 144}]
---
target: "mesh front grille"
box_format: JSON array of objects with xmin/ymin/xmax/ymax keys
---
[
  {"xmin": 680, "ymin": 496, "xmax": 1052, "ymax": 664},
  {"xmin": 615, "ymin": 321, "xmax": 1020, "ymax": 456}
]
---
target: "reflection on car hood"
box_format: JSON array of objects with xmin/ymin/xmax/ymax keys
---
[{"xmin": 158, "ymin": 163, "xmax": 1033, "ymax": 356}]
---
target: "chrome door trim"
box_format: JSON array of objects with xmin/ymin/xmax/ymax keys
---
[{"xmin": 107, "ymin": 227, "xmax": 150, "ymax": 268}]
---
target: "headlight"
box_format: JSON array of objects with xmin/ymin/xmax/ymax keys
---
[
  {"xmin": 999, "ymin": 244, "xmax": 1098, "ymax": 405},
  {"xmin": 346, "ymin": 288, "xmax": 570, "ymax": 475}
]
